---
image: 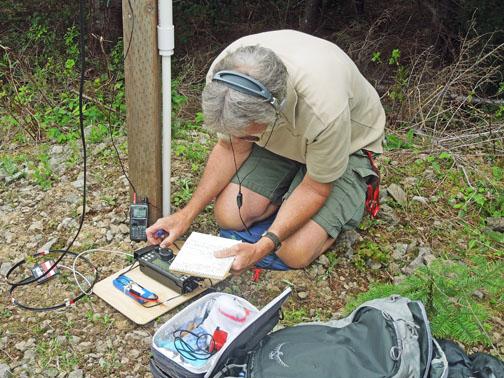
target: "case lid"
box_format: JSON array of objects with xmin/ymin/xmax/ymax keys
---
[{"xmin": 205, "ymin": 287, "xmax": 292, "ymax": 377}]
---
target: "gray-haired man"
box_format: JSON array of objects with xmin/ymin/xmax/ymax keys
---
[{"xmin": 146, "ymin": 30, "xmax": 385, "ymax": 274}]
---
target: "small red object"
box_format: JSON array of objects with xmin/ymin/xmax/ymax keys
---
[
  {"xmin": 365, "ymin": 183, "xmax": 380, "ymax": 218},
  {"xmin": 363, "ymin": 150, "xmax": 381, "ymax": 218},
  {"xmin": 210, "ymin": 327, "xmax": 228, "ymax": 353},
  {"xmin": 252, "ymin": 268, "xmax": 262, "ymax": 282}
]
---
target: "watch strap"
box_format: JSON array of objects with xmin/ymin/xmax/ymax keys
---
[{"xmin": 261, "ymin": 231, "xmax": 281, "ymax": 251}]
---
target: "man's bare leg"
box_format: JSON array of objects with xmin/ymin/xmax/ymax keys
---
[
  {"xmin": 214, "ymin": 182, "xmax": 279, "ymax": 230},
  {"xmin": 216, "ymin": 185, "xmax": 334, "ymax": 269},
  {"xmin": 275, "ymin": 220, "xmax": 335, "ymax": 268}
]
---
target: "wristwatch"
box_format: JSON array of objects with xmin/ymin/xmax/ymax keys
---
[{"xmin": 261, "ymin": 231, "xmax": 282, "ymax": 251}]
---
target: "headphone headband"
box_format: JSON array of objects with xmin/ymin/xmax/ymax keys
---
[{"xmin": 212, "ymin": 70, "xmax": 280, "ymax": 109}]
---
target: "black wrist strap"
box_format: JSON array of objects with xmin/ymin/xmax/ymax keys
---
[{"xmin": 261, "ymin": 231, "xmax": 282, "ymax": 251}]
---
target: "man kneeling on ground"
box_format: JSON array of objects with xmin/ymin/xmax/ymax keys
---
[{"xmin": 146, "ymin": 30, "xmax": 385, "ymax": 274}]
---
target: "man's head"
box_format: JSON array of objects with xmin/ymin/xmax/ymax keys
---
[{"xmin": 202, "ymin": 45, "xmax": 288, "ymax": 137}]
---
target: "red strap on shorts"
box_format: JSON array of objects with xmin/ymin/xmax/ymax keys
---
[{"xmin": 363, "ymin": 150, "xmax": 380, "ymax": 218}]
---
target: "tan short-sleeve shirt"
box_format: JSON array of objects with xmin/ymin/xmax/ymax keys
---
[{"xmin": 206, "ymin": 30, "xmax": 385, "ymax": 183}]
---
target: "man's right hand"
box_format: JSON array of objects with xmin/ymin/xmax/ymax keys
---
[{"xmin": 145, "ymin": 211, "xmax": 192, "ymax": 248}]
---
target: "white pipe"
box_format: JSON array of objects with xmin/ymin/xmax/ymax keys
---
[{"xmin": 158, "ymin": 0, "xmax": 175, "ymax": 217}]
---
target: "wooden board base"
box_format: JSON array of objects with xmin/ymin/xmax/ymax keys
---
[{"xmin": 93, "ymin": 265, "xmax": 209, "ymax": 325}]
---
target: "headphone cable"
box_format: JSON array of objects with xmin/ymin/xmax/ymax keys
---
[{"xmin": 229, "ymin": 113, "xmax": 280, "ymax": 234}]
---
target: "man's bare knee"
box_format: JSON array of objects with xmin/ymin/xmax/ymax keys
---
[
  {"xmin": 214, "ymin": 193, "xmax": 240, "ymax": 229},
  {"xmin": 277, "ymin": 227, "xmax": 333, "ymax": 269},
  {"xmin": 286, "ymin": 253, "xmax": 314, "ymax": 269},
  {"xmin": 277, "ymin": 244, "xmax": 319, "ymax": 269},
  {"xmin": 214, "ymin": 185, "xmax": 276, "ymax": 229}
]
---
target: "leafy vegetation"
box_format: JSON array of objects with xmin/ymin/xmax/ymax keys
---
[
  {"xmin": 354, "ymin": 241, "xmax": 390, "ymax": 270},
  {"xmin": 0, "ymin": 3, "xmax": 502, "ymax": 376},
  {"xmin": 36, "ymin": 338, "xmax": 80, "ymax": 372},
  {"xmin": 344, "ymin": 129, "xmax": 503, "ymax": 345},
  {"xmin": 345, "ymin": 257, "xmax": 503, "ymax": 346},
  {"xmin": 282, "ymin": 307, "xmax": 309, "ymax": 326}
]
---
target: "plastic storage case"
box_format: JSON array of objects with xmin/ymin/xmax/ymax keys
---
[{"xmin": 150, "ymin": 288, "xmax": 291, "ymax": 378}]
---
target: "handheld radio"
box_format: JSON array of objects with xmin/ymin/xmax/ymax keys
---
[{"xmin": 130, "ymin": 197, "xmax": 149, "ymax": 241}]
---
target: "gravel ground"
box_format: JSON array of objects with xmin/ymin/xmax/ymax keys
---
[{"xmin": 0, "ymin": 138, "xmax": 501, "ymax": 377}]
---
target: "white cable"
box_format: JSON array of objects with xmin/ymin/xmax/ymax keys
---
[
  {"xmin": 58, "ymin": 264, "xmax": 92, "ymax": 288},
  {"xmin": 71, "ymin": 248, "xmax": 134, "ymax": 296}
]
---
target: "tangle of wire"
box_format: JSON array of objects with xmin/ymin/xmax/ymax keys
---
[{"xmin": 172, "ymin": 329, "xmax": 216, "ymax": 361}]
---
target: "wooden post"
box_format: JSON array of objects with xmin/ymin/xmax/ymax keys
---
[{"xmin": 122, "ymin": 0, "xmax": 162, "ymax": 225}]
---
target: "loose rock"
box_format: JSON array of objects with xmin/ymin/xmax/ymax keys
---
[
  {"xmin": 45, "ymin": 367, "xmax": 59, "ymax": 378},
  {"xmin": 402, "ymin": 177, "xmax": 417, "ymax": 187},
  {"xmin": 392, "ymin": 243, "xmax": 408, "ymax": 260},
  {"xmin": 317, "ymin": 254, "xmax": 330, "ymax": 267},
  {"xmin": 378, "ymin": 204, "xmax": 399, "ymax": 225},
  {"xmin": 23, "ymin": 349, "xmax": 36, "ymax": 362},
  {"xmin": 412, "ymin": 196, "xmax": 428, "ymax": 205},
  {"xmin": 333, "ymin": 229, "xmax": 363, "ymax": 259},
  {"xmin": 28, "ymin": 221, "xmax": 43, "ymax": 232},
  {"xmin": 472, "ymin": 290, "xmax": 485, "ymax": 300},
  {"xmin": 15, "ymin": 339, "xmax": 35, "ymax": 352},
  {"xmin": 486, "ymin": 217, "xmax": 504, "ymax": 233},
  {"xmin": 367, "ymin": 261, "xmax": 382, "ymax": 270},
  {"xmin": 402, "ymin": 247, "xmax": 434, "ymax": 275},
  {"xmin": 297, "ymin": 291, "xmax": 308, "ymax": 299},
  {"xmin": 68, "ymin": 369, "xmax": 84, "ymax": 378},
  {"xmin": 0, "ymin": 364, "xmax": 11, "ymax": 378},
  {"xmin": 0, "ymin": 262, "xmax": 13, "ymax": 277},
  {"xmin": 387, "ymin": 184, "xmax": 407, "ymax": 206}
]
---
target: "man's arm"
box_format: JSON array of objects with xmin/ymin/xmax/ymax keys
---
[
  {"xmin": 254, "ymin": 174, "xmax": 332, "ymax": 260},
  {"xmin": 183, "ymin": 138, "xmax": 252, "ymax": 219},
  {"xmin": 146, "ymin": 138, "xmax": 252, "ymax": 246},
  {"xmin": 267, "ymin": 174, "xmax": 331, "ymax": 241}
]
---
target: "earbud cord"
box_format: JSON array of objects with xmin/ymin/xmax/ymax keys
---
[
  {"xmin": 229, "ymin": 138, "xmax": 250, "ymax": 234},
  {"xmin": 229, "ymin": 113, "xmax": 280, "ymax": 235}
]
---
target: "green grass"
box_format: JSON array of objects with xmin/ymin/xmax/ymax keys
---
[
  {"xmin": 345, "ymin": 257, "xmax": 503, "ymax": 346},
  {"xmin": 354, "ymin": 241, "xmax": 390, "ymax": 270},
  {"xmin": 172, "ymin": 177, "xmax": 195, "ymax": 208},
  {"xmin": 282, "ymin": 307, "xmax": 309, "ymax": 326},
  {"xmin": 36, "ymin": 338, "xmax": 80, "ymax": 372}
]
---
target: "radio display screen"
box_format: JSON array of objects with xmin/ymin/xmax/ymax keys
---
[
  {"xmin": 150, "ymin": 257, "xmax": 185, "ymax": 277},
  {"xmin": 132, "ymin": 206, "xmax": 147, "ymax": 218}
]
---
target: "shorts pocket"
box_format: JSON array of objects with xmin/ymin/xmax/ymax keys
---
[{"xmin": 352, "ymin": 167, "xmax": 379, "ymax": 190}]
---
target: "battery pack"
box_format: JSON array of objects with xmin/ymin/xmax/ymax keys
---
[
  {"xmin": 31, "ymin": 260, "xmax": 59, "ymax": 283},
  {"xmin": 113, "ymin": 275, "xmax": 157, "ymax": 304}
]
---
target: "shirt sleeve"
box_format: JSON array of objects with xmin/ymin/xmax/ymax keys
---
[{"xmin": 305, "ymin": 105, "xmax": 351, "ymax": 183}]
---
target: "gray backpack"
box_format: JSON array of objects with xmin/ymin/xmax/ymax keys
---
[{"xmin": 215, "ymin": 295, "xmax": 448, "ymax": 378}]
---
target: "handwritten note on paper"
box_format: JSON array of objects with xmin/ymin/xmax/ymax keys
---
[{"xmin": 169, "ymin": 232, "xmax": 241, "ymax": 280}]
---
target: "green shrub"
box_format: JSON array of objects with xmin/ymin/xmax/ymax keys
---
[{"xmin": 345, "ymin": 257, "xmax": 503, "ymax": 346}]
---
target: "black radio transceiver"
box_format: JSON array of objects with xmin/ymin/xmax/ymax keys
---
[
  {"xmin": 130, "ymin": 202, "xmax": 148, "ymax": 241},
  {"xmin": 134, "ymin": 245, "xmax": 202, "ymax": 294}
]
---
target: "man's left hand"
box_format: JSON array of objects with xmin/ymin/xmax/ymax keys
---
[{"xmin": 215, "ymin": 242, "xmax": 261, "ymax": 274}]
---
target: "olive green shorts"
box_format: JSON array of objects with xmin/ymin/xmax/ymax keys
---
[{"xmin": 230, "ymin": 145, "xmax": 378, "ymax": 239}]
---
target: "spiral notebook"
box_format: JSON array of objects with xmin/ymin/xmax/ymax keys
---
[{"xmin": 168, "ymin": 232, "xmax": 241, "ymax": 280}]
